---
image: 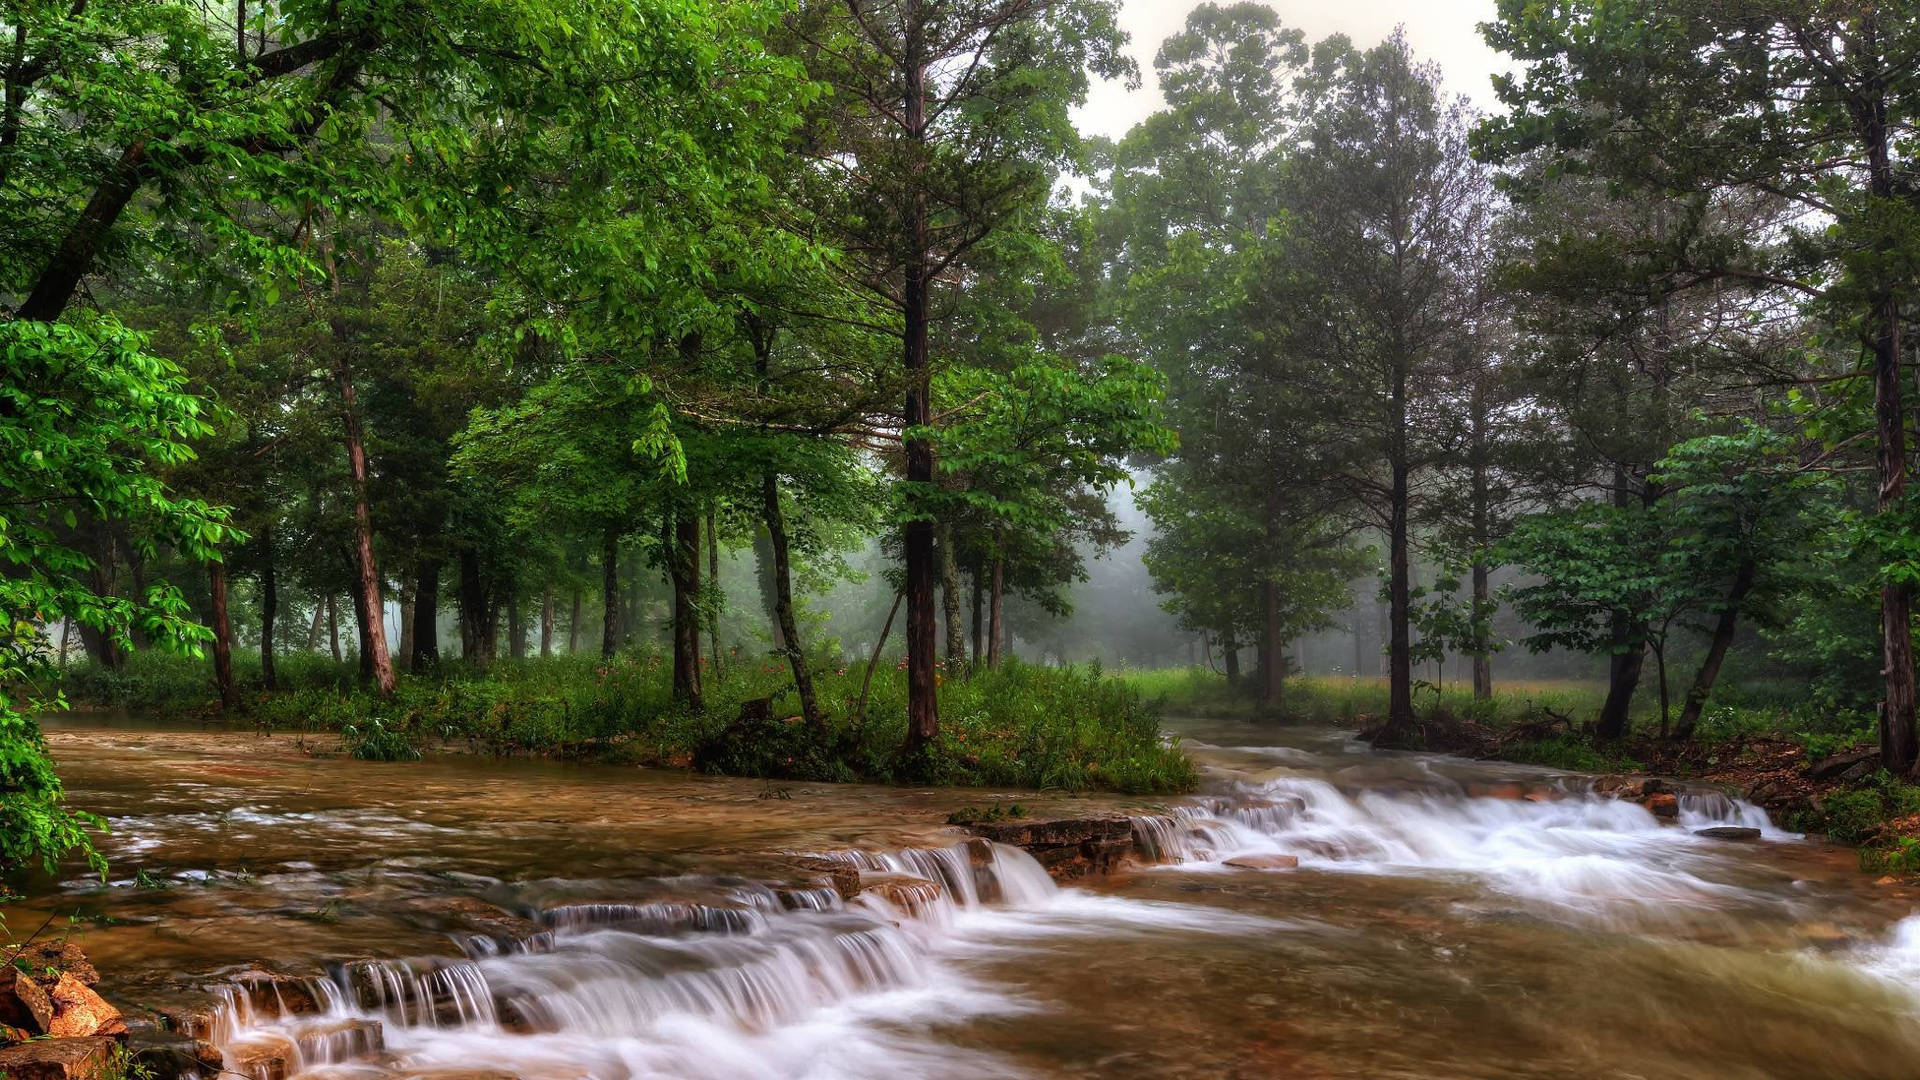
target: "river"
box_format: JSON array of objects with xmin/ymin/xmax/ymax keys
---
[{"xmin": 21, "ymin": 712, "xmax": 1920, "ymax": 1079}]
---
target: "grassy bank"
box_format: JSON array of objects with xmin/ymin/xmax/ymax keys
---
[{"xmin": 54, "ymin": 652, "xmax": 1197, "ymax": 795}]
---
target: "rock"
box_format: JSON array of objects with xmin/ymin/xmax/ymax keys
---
[
  {"xmin": 966, "ymin": 816, "xmax": 1136, "ymax": 881},
  {"xmin": 1645, "ymin": 792, "xmax": 1679, "ymax": 819},
  {"xmin": 10, "ymin": 945, "xmax": 98, "ymax": 988},
  {"xmin": 0, "ymin": 969, "xmax": 55, "ymax": 1033},
  {"xmin": 1592, "ymin": 774, "xmax": 1636, "ymax": 796},
  {"xmin": 44, "ymin": 975, "xmax": 122, "ymax": 1040},
  {"xmin": 787, "ymin": 856, "xmax": 861, "ymax": 901},
  {"xmin": 228, "ymin": 970, "xmax": 321, "ymax": 1017},
  {"xmin": 293, "ymin": 1017, "xmax": 384, "ymax": 1062},
  {"xmin": 852, "ymin": 872, "xmax": 945, "ymax": 916},
  {"xmin": 1694, "ymin": 826, "xmax": 1762, "ymax": 841},
  {"xmin": 1223, "ymin": 854, "xmax": 1300, "ymax": 870},
  {"xmin": 224, "ymin": 1032, "xmax": 295, "ymax": 1080},
  {"xmin": 1806, "ymin": 747, "xmax": 1878, "ymax": 782},
  {"xmin": 403, "ymin": 895, "xmax": 542, "ymax": 944},
  {"xmin": 1640, "ymin": 778, "xmax": 1668, "ymax": 797},
  {"xmin": 0, "ymin": 1037, "xmax": 121, "ymax": 1080},
  {"xmin": 1839, "ymin": 759, "xmax": 1878, "ymax": 784}
]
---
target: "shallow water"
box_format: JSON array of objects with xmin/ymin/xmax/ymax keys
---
[{"xmin": 25, "ymin": 714, "xmax": 1920, "ymax": 1079}]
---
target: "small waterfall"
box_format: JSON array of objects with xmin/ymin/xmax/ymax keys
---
[{"xmin": 202, "ymin": 841, "xmax": 1057, "ymax": 1080}]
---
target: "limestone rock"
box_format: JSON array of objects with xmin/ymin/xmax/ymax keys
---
[
  {"xmin": 852, "ymin": 872, "xmax": 945, "ymax": 916},
  {"xmin": 46, "ymin": 974, "xmax": 124, "ymax": 1039},
  {"xmin": 0, "ymin": 969, "xmax": 54, "ymax": 1033},
  {"xmin": 966, "ymin": 816, "xmax": 1136, "ymax": 881},
  {"xmin": 0, "ymin": 1037, "xmax": 120, "ymax": 1080},
  {"xmin": 1223, "ymin": 854, "xmax": 1300, "ymax": 870}
]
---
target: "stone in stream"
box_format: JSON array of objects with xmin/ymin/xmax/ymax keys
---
[
  {"xmin": 1695, "ymin": 826, "xmax": 1762, "ymax": 841},
  {"xmin": 964, "ymin": 816, "xmax": 1136, "ymax": 880},
  {"xmin": 1223, "ymin": 854, "xmax": 1300, "ymax": 870},
  {"xmin": 228, "ymin": 969, "xmax": 323, "ymax": 1018},
  {"xmin": 224, "ymin": 1032, "xmax": 296, "ymax": 1080},
  {"xmin": 852, "ymin": 872, "xmax": 945, "ymax": 916},
  {"xmin": 0, "ymin": 1037, "xmax": 122, "ymax": 1080},
  {"xmin": 1644, "ymin": 792, "xmax": 1679, "ymax": 819}
]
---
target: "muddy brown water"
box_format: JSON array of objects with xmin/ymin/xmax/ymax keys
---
[{"xmin": 19, "ymin": 712, "xmax": 1920, "ymax": 1079}]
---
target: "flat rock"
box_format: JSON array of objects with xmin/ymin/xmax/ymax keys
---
[
  {"xmin": 852, "ymin": 872, "xmax": 945, "ymax": 916},
  {"xmin": 0, "ymin": 1037, "xmax": 121, "ymax": 1080},
  {"xmin": 1694, "ymin": 826, "xmax": 1762, "ymax": 841},
  {"xmin": 966, "ymin": 816, "xmax": 1134, "ymax": 847},
  {"xmin": 1223, "ymin": 854, "xmax": 1300, "ymax": 870},
  {"xmin": 1806, "ymin": 747, "xmax": 1878, "ymax": 782}
]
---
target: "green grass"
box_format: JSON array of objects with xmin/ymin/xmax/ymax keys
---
[{"xmin": 56, "ymin": 651, "xmax": 1198, "ymax": 795}]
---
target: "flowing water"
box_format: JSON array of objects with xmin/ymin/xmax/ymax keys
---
[{"xmin": 23, "ymin": 712, "xmax": 1920, "ymax": 1079}]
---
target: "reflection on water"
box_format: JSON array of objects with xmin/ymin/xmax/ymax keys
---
[{"xmin": 25, "ymin": 716, "xmax": 1920, "ymax": 1078}]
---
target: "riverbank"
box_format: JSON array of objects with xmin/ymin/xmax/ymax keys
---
[{"xmin": 53, "ymin": 654, "xmax": 1197, "ymax": 795}]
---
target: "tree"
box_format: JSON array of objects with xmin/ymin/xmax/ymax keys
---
[
  {"xmin": 1265, "ymin": 32, "xmax": 1493, "ymax": 741},
  {"xmin": 0, "ymin": 319, "xmax": 238, "ymax": 871},
  {"xmin": 1478, "ymin": 0, "xmax": 1920, "ymax": 770},
  {"xmin": 793, "ymin": 0, "xmax": 1133, "ymax": 760}
]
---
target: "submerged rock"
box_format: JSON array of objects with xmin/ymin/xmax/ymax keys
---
[
  {"xmin": 1223, "ymin": 854, "xmax": 1300, "ymax": 870},
  {"xmin": 0, "ymin": 1037, "xmax": 121, "ymax": 1080},
  {"xmin": 1695, "ymin": 826, "xmax": 1762, "ymax": 841}
]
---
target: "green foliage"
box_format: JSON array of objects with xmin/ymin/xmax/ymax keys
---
[
  {"xmin": 945, "ymin": 803, "xmax": 1028, "ymax": 826},
  {"xmin": 1500, "ymin": 734, "xmax": 1643, "ymax": 774}
]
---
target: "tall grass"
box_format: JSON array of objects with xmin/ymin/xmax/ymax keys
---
[{"xmin": 55, "ymin": 651, "xmax": 1197, "ymax": 795}]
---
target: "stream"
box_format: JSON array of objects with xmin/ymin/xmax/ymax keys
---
[{"xmin": 22, "ymin": 712, "xmax": 1920, "ymax": 1079}]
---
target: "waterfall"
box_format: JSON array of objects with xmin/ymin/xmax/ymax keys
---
[{"xmin": 204, "ymin": 841, "xmax": 1058, "ymax": 1080}]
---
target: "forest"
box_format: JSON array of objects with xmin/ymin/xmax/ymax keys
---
[{"xmin": 7, "ymin": 0, "xmax": 1920, "ymax": 880}]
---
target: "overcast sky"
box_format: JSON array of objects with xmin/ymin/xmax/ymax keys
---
[{"xmin": 1073, "ymin": 0, "xmax": 1513, "ymax": 140}]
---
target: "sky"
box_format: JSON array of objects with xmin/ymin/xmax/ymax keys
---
[{"xmin": 1073, "ymin": 0, "xmax": 1513, "ymax": 141}]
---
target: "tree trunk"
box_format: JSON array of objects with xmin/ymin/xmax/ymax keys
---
[
  {"xmin": 1653, "ymin": 641, "xmax": 1670, "ymax": 739},
  {"xmin": 540, "ymin": 586, "xmax": 554, "ymax": 659},
  {"xmin": 458, "ymin": 548, "xmax": 490, "ymax": 664},
  {"xmin": 507, "ymin": 591, "xmax": 525, "ymax": 660},
  {"xmin": 327, "ymin": 594, "xmax": 341, "ymax": 663},
  {"xmin": 938, "ymin": 524, "xmax": 967, "ymax": 669},
  {"xmin": 763, "ymin": 471, "xmax": 820, "ymax": 728},
  {"xmin": 259, "ymin": 533, "xmax": 278, "ymax": 691},
  {"xmin": 1674, "ymin": 561, "xmax": 1756, "ymax": 740},
  {"xmin": 1385, "ymin": 459, "xmax": 1414, "ymax": 740},
  {"xmin": 1471, "ymin": 560, "xmax": 1492, "ymax": 700},
  {"xmin": 855, "ymin": 591, "xmax": 904, "ymax": 726},
  {"xmin": 307, "ymin": 600, "xmax": 324, "ymax": 652},
  {"xmin": 58, "ymin": 619, "xmax": 71, "ymax": 668},
  {"xmin": 986, "ymin": 550, "xmax": 1005, "ymax": 670},
  {"xmin": 568, "ymin": 587, "xmax": 582, "ymax": 654},
  {"xmin": 1596, "ymin": 468, "xmax": 1643, "ymax": 740},
  {"xmin": 706, "ymin": 509, "xmax": 723, "ymax": 679},
  {"xmin": 336, "ymin": 357, "xmax": 395, "ymax": 698},
  {"xmin": 753, "ymin": 526, "xmax": 785, "ymax": 651},
  {"xmin": 1222, "ymin": 631, "xmax": 1241, "ymax": 684},
  {"xmin": 1261, "ymin": 579, "xmax": 1284, "ymax": 708},
  {"xmin": 899, "ymin": 32, "xmax": 939, "ymax": 757},
  {"xmin": 412, "ymin": 559, "xmax": 441, "ymax": 671},
  {"xmin": 969, "ymin": 560, "xmax": 983, "ymax": 671},
  {"xmin": 351, "ymin": 571, "xmax": 373, "ymax": 684},
  {"xmin": 601, "ymin": 527, "xmax": 620, "ymax": 660},
  {"xmin": 1848, "ymin": 35, "xmax": 1920, "ymax": 773},
  {"xmin": 671, "ymin": 512, "xmax": 704, "ymax": 708},
  {"xmin": 396, "ymin": 584, "xmax": 415, "ymax": 670},
  {"xmin": 209, "ymin": 561, "xmax": 237, "ymax": 709}
]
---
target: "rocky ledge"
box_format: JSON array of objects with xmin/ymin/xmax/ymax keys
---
[{"xmin": 963, "ymin": 815, "xmax": 1137, "ymax": 880}]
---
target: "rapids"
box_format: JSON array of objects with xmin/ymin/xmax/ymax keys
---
[{"xmin": 25, "ymin": 712, "xmax": 1920, "ymax": 1078}]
